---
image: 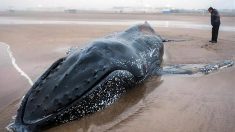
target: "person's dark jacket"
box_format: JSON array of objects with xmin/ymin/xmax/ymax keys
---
[{"xmin": 211, "ymin": 9, "xmax": 221, "ymax": 26}]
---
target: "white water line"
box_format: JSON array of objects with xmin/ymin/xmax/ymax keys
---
[
  {"xmin": 0, "ymin": 42, "xmax": 33, "ymax": 86},
  {"xmin": 0, "ymin": 17, "xmax": 235, "ymax": 32}
]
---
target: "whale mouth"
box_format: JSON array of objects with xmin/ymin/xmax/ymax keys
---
[
  {"xmin": 9, "ymin": 69, "xmax": 135, "ymax": 132},
  {"xmin": 21, "ymin": 68, "xmax": 131, "ymax": 125}
]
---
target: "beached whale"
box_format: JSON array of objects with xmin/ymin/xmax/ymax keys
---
[{"xmin": 9, "ymin": 22, "xmax": 164, "ymax": 131}]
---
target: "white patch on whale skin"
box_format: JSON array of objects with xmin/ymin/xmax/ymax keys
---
[{"xmin": 200, "ymin": 60, "xmax": 234, "ymax": 74}]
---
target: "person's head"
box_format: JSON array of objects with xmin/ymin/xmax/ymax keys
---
[{"xmin": 208, "ymin": 7, "xmax": 213, "ymax": 13}]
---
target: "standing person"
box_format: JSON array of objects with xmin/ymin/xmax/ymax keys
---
[{"xmin": 208, "ymin": 7, "xmax": 221, "ymax": 43}]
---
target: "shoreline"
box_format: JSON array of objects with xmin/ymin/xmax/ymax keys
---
[
  {"xmin": 0, "ymin": 13, "xmax": 235, "ymax": 132},
  {"xmin": 1, "ymin": 17, "xmax": 235, "ymax": 32}
]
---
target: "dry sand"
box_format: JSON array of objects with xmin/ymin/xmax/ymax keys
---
[{"xmin": 0, "ymin": 12, "xmax": 235, "ymax": 132}]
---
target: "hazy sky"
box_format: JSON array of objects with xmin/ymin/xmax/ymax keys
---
[{"xmin": 0, "ymin": 0, "xmax": 235, "ymax": 10}]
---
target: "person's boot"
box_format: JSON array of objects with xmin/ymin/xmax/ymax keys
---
[{"xmin": 209, "ymin": 40, "xmax": 217, "ymax": 43}]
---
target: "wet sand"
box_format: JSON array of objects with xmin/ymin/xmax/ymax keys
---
[{"xmin": 0, "ymin": 12, "xmax": 235, "ymax": 132}]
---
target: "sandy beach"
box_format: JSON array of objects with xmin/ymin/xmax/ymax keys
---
[{"xmin": 0, "ymin": 12, "xmax": 235, "ymax": 132}]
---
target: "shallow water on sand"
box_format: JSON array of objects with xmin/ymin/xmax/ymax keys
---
[
  {"xmin": 0, "ymin": 43, "xmax": 31, "ymax": 131},
  {"xmin": 1, "ymin": 41, "xmax": 235, "ymax": 132},
  {"xmin": 0, "ymin": 43, "xmax": 31, "ymax": 110},
  {"xmin": 0, "ymin": 17, "xmax": 235, "ymax": 32}
]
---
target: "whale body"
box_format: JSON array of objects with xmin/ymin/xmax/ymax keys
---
[{"xmin": 9, "ymin": 22, "xmax": 164, "ymax": 131}]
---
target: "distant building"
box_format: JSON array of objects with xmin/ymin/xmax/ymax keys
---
[
  {"xmin": 8, "ymin": 9, "xmax": 15, "ymax": 13},
  {"xmin": 64, "ymin": 9, "xmax": 77, "ymax": 13},
  {"xmin": 161, "ymin": 9, "xmax": 172, "ymax": 14}
]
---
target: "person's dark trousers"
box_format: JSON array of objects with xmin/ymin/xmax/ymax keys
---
[{"xmin": 212, "ymin": 25, "xmax": 220, "ymax": 42}]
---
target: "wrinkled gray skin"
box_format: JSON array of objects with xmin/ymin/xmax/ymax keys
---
[{"xmin": 9, "ymin": 22, "xmax": 164, "ymax": 132}]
